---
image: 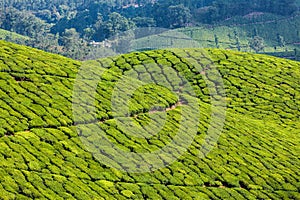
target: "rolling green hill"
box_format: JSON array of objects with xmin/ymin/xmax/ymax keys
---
[
  {"xmin": 0, "ymin": 40, "xmax": 299, "ymax": 199},
  {"xmin": 177, "ymin": 14, "xmax": 300, "ymax": 61}
]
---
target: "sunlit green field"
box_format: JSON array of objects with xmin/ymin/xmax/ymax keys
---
[{"xmin": 0, "ymin": 40, "xmax": 299, "ymax": 199}]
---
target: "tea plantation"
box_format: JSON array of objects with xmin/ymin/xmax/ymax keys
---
[
  {"xmin": 0, "ymin": 40, "xmax": 299, "ymax": 199},
  {"xmin": 178, "ymin": 14, "xmax": 300, "ymax": 60}
]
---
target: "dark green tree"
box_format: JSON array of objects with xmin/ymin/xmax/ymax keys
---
[
  {"xmin": 235, "ymin": 37, "xmax": 241, "ymax": 51},
  {"xmin": 166, "ymin": 4, "xmax": 191, "ymax": 28},
  {"xmin": 294, "ymin": 48, "xmax": 299, "ymax": 60},
  {"xmin": 253, "ymin": 28, "xmax": 258, "ymax": 37},
  {"xmin": 132, "ymin": 17, "xmax": 156, "ymax": 27},
  {"xmin": 233, "ymin": 30, "xmax": 241, "ymax": 51},
  {"xmin": 154, "ymin": 4, "xmax": 191, "ymax": 28},
  {"xmin": 277, "ymin": 34, "xmax": 286, "ymax": 48},
  {"xmin": 59, "ymin": 28, "xmax": 88, "ymax": 59},
  {"xmin": 249, "ymin": 36, "xmax": 265, "ymax": 53},
  {"xmin": 59, "ymin": 28, "xmax": 80, "ymax": 47},
  {"xmin": 101, "ymin": 12, "xmax": 136, "ymax": 40},
  {"xmin": 83, "ymin": 28, "xmax": 95, "ymax": 41},
  {"xmin": 214, "ymin": 34, "xmax": 219, "ymax": 48}
]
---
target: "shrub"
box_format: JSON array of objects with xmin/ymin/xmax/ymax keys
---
[
  {"xmin": 29, "ymin": 117, "xmax": 47, "ymax": 128},
  {"xmin": 121, "ymin": 190, "xmax": 134, "ymax": 198}
]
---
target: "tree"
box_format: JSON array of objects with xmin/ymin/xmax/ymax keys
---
[
  {"xmin": 277, "ymin": 34, "xmax": 286, "ymax": 48},
  {"xmin": 166, "ymin": 4, "xmax": 191, "ymax": 28},
  {"xmin": 132, "ymin": 17, "xmax": 156, "ymax": 27},
  {"xmin": 249, "ymin": 36, "xmax": 264, "ymax": 53},
  {"xmin": 59, "ymin": 28, "xmax": 80, "ymax": 47},
  {"xmin": 58, "ymin": 28, "xmax": 87, "ymax": 59},
  {"xmin": 1, "ymin": 7, "xmax": 48, "ymax": 37},
  {"xmin": 233, "ymin": 30, "xmax": 241, "ymax": 51},
  {"xmin": 253, "ymin": 28, "xmax": 258, "ymax": 37},
  {"xmin": 294, "ymin": 48, "xmax": 299, "ymax": 60},
  {"xmin": 194, "ymin": 6, "xmax": 218, "ymax": 24},
  {"xmin": 92, "ymin": 14, "xmax": 104, "ymax": 41},
  {"xmin": 214, "ymin": 34, "xmax": 219, "ymax": 48},
  {"xmin": 83, "ymin": 28, "xmax": 95, "ymax": 40},
  {"xmin": 94, "ymin": 14, "xmax": 103, "ymax": 30},
  {"xmin": 154, "ymin": 4, "xmax": 191, "ymax": 28},
  {"xmin": 101, "ymin": 12, "xmax": 136, "ymax": 40},
  {"xmin": 234, "ymin": 36, "xmax": 241, "ymax": 51}
]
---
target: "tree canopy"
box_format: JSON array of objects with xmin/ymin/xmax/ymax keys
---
[{"xmin": 0, "ymin": 0, "xmax": 299, "ymax": 60}]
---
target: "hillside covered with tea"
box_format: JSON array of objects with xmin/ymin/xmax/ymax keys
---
[{"xmin": 0, "ymin": 40, "xmax": 299, "ymax": 199}]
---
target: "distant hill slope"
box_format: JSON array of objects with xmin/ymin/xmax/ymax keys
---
[
  {"xmin": 0, "ymin": 29, "xmax": 30, "ymax": 42},
  {"xmin": 0, "ymin": 40, "xmax": 299, "ymax": 199},
  {"xmin": 178, "ymin": 14, "xmax": 300, "ymax": 61}
]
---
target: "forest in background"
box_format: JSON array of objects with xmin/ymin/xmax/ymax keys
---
[{"xmin": 0, "ymin": 0, "xmax": 299, "ymax": 60}]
